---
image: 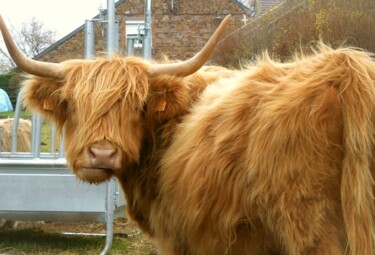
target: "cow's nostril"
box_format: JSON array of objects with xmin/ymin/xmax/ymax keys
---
[{"xmin": 88, "ymin": 146, "xmax": 96, "ymax": 159}]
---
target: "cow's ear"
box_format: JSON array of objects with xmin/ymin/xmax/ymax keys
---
[
  {"xmin": 21, "ymin": 76, "xmax": 68, "ymax": 129},
  {"xmin": 145, "ymin": 75, "xmax": 192, "ymax": 128}
]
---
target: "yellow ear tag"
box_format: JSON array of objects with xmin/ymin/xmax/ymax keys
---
[
  {"xmin": 156, "ymin": 100, "xmax": 167, "ymax": 112},
  {"xmin": 43, "ymin": 100, "xmax": 55, "ymax": 111}
]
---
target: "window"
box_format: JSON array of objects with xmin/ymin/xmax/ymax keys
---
[{"xmin": 126, "ymin": 20, "xmax": 144, "ymax": 49}]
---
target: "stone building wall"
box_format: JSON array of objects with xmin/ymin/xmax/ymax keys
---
[
  {"xmin": 152, "ymin": 0, "xmax": 247, "ymax": 59},
  {"xmin": 38, "ymin": 25, "xmax": 106, "ymax": 63},
  {"xmin": 37, "ymin": 0, "xmax": 248, "ymax": 62}
]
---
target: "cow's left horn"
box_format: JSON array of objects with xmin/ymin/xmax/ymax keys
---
[
  {"xmin": 148, "ymin": 15, "xmax": 231, "ymax": 77},
  {"xmin": 0, "ymin": 15, "xmax": 63, "ymax": 79}
]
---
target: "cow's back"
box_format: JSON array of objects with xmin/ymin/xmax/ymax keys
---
[{"xmin": 152, "ymin": 47, "xmax": 375, "ymax": 255}]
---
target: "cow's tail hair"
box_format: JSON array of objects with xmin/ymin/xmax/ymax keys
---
[{"xmin": 335, "ymin": 46, "xmax": 375, "ymax": 255}]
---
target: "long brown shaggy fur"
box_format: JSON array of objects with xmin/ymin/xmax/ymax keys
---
[
  {"xmin": 0, "ymin": 118, "xmax": 31, "ymax": 152},
  {"xmin": 21, "ymin": 45, "xmax": 375, "ymax": 255}
]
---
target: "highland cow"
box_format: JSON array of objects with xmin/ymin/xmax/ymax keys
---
[{"xmin": 1, "ymin": 14, "xmax": 375, "ymax": 255}]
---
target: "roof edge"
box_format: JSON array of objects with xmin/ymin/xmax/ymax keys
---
[{"xmin": 33, "ymin": 0, "xmax": 127, "ymax": 61}]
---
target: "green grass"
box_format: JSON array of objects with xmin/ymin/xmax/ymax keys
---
[
  {"xmin": 0, "ymin": 228, "xmax": 105, "ymax": 254},
  {"xmin": 0, "ymin": 110, "xmax": 32, "ymax": 119},
  {"xmin": 0, "ymin": 228, "xmax": 139, "ymax": 255},
  {"xmin": 40, "ymin": 121, "xmax": 60, "ymax": 153}
]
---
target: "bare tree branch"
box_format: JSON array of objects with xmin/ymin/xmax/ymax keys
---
[
  {"xmin": 0, "ymin": 17, "xmax": 56, "ymax": 73},
  {"xmin": 0, "ymin": 48, "xmax": 16, "ymax": 67}
]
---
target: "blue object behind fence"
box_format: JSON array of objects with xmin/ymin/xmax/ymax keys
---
[{"xmin": 0, "ymin": 88, "xmax": 13, "ymax": 112}]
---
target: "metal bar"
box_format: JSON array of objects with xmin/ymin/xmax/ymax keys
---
[
  {"xmin": 49, "ymin": 124, "xmax": 56, "ymax": 154},
  {"xmin": 1, "ymin": 152, "xmax": 61, "ymax": 159},
  {"xmin": 0, "ymin": 152, "xmax": 60, "ymax": 159},
  {"xmin": 107, "ymin": 0, "xmax": 116, "ymax": 57},
  {"xmin": 58, "ymin": 126, "xmax": 65, "ymax": 159},
  {"xmin": 31, "ymin": 114, "xmax": 37, "ymax": 154},
  {"xmin": 0, "ymin": 158, "xmax": 66, "ymax": 167},
  {"xmin": 11, "ymin": 92, "xmax": 24, "ymax": 152},
  {"xmin": 100, "ymin": 178, "xmax": 116, "ymax": 255},
  {"xmin": 143, "ymin": 0, "xmax": 152, "ymax": 60},
  {"xmin": 85, "ymin": 20, "xmax": 95, "ymax": 60},
  {"xmin": 59, "ymin": 135, "xmax": 65, "ymax": 158},
  {"xmin": 32, "ymin": 115, "xmax": 42, "ymax": 158},
  {"xmin": 126, "ymin": 38, "xmax": 135, "ymax": 56},
  {"xmin": 63, "ymin": 232, "xmax": 106, "ymax": 236}
]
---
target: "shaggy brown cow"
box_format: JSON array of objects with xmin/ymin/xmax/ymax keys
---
[{"xmin": 2, "ymin": 14, "xmax": 375, "ymax": 255}]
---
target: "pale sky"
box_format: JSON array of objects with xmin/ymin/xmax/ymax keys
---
[{"xmin": 2, "ymin": 0, "xmax": 110, "ymax": 39}]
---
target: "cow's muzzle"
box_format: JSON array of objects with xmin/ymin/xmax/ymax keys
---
[{"xmin": 76, "ymin": 142, "xmax": 121, "ymax": 183}]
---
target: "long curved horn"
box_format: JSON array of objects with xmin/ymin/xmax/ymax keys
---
[
  {"xmin": 0, "ymin": 15, "xmax": 63, "ymax": 79},
  {"xmin": 148, "ymin": 15, "xmax": 231, "ymax": 77}
]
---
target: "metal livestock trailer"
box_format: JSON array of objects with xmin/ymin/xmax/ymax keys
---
[{"xmin": 0, "ymin": 93, "xmax": 126, "ymax": 255}]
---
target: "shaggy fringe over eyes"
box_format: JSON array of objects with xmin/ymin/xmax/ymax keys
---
[{"xmin": 62, "ymin": 57, "xmax": 150, "ymax": 152}]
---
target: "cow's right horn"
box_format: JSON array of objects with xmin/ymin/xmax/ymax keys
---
[{"xmin": 0, "ymin": 15, "xmax": 63, "ymax": 79}]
